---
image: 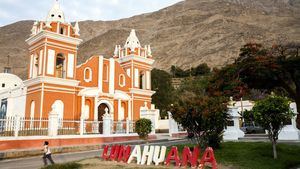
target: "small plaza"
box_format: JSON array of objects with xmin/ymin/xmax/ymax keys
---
[{"xmin": 0, "ymin": 0, "xmax": 300, "ymax": 169}]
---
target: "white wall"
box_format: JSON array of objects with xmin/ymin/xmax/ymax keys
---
[{"xmin": 0, "ymin": 73, "xmax": 27, "ymax": 118}]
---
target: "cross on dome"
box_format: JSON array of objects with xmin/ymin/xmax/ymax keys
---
[
  {"xmin": 46, "ymin": 0, "xmax": 65, "ymax": 23},
  {"xmin": 124, "ymin": 29, "xmax": 141, "ymax": 52}
]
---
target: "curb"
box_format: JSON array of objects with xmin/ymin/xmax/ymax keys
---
[{"xmin": 0, "ymin": 138, "xmax": 180, "ymax": 160}]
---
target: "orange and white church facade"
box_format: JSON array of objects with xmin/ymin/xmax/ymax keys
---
[{"xmin": 23, "ymin": 1, "xmax": 155, "ymax": 123}]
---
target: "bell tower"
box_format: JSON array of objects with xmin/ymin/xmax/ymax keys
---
[
  {"xmin": 24, "ymin": 0, "xmax": 82, "ymax": 120},
  {"xmin": 113, "ymin": 29, "xmax": 155, "ymax": 120}
]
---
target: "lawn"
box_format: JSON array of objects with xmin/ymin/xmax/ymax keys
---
[
  {"xmin": 41, "ymin": 142, "xmax": 300, "ymax": 169},
  {"xmin": 175, "ymin": 142, "xmax": 300, "ymax": 169},
  {"xmin": 214, "ymin": 142, "xmax": 300, "ymax": 169}
]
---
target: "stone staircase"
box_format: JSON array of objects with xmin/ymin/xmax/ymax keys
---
[{"xmin": 238, "ymin": 134, "xmax": 269, "ymax": 141}]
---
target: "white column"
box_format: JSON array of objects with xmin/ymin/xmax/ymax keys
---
[
  {"xmin": 223, "ymin": 106, "xmax": 245, "ymax": 140},
  {"xmin": 14, "ymin": 115, "xmax": 20, "ymax": 137},
  {"xmin": 94, "ymin": 97, "xmax": 98, "ymax": 121},
  {"xmin": 56, "ymin": 22, "xmax": 60, "ymax": 33},
  {"xmin": 79, "ymin": 118, "xmax": 84, "ymax": 135},
  {"xmin": 134, "ymin": 68, "xmax": 139, "ymax": 88},
  {"xmin": 278, "ymin": 102, "xmax": 300, "ymax": 140},
  {"xmin": 92, "ymin": 97, "xmax": 98, "ymax": 133},
  {"xmin": 126, "ymin": 118, "xmax": 130, "ymax": 134},
  {"xmin": 98, "ymin": 56, "xmax": 103, "ymax": 92},
  {"xmin": 109, "ymin": 58, "xmax": 115, "ymax": 94},
  {"xmin": 146, "ymin": 71, "xmax": 151, "ymax": 90},
  {"xmin": 67, "ymin": 25, "xmax": 70, "ymax": 36},
  {"xmin": 81, "ymin": 96, "xmax": 85, "ymax": 119},
  {"xmin": 48, "ymin": 110, "xmax": 59, "ymax": 137},
  {"xmin": 128, "ymin": 100, "xmax": 132, "ymax": 120},
  {"xmin": 118, "ymin": 99, "xmax": 121, "ymax": 121},
  {"xmin": 103, "ymin": 108, "xmax": 112, "ymax": 135},
  {"xmin": 168, "ymin": 111, "xmax": 178, "ymax": 136}
]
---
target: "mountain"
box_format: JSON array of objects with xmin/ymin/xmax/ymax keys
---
[{"xmin": 0, "ymin": 0, "xmax": 299, "ymax": 79}]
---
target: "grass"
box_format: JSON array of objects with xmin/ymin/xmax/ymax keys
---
[
  {"xmin": 175, "ymin": 142, "xmax": 300, "ymax": 169},
  {"xmin": 41, "ymin": 162, "xmax": 82, "ymax": 169},
  {"xmin": 41, "ymin": 142, "xmax": 300, "ymax": 169}
]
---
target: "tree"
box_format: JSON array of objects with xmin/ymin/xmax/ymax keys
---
[
  {"xmin": 252, "ymin": 95, "xmax": 293, "ymax": 159},
  {"xmin": 170, "ymin": 75, "xmax": 229, "ymax": 149},
  {"xmin": 135, "ymin": 118, "xmax": 152, "ymax": 140},
  {"xmin": 170, "ymin": 65, "xmax": 189, "ymax": 78},
  {"xmin": 151, "ymin": 69, "xmax": 175, "ymax": 117},
  {"xmin": 171, "ymin": 64, "xmax": 211, "ymax": 78},
  {"xmin": 192, "ymin": 63, "xmax": 211, "ymax": 76},
  {"xmin": 171, "ymin": 94, "xmax": 228, "ymax": 149},
  {"xmin": 209, "ymin": 42, "xmax": 300, "ymax": 128}
]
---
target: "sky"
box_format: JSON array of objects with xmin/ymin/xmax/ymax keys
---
[{"xmin": 0, "ymin": 0, "xmax": 182, "ymax": 26}]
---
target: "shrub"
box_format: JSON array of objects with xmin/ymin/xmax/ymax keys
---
[{"xmin": 135, "ymin": 118, "xmax": 152, "ymax": 140}]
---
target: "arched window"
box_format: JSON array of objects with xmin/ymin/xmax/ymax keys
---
[
  {"xmin": 30, "ymin": 101, "xmax": 35, "ymax": 119},
  {"xmin": 103, "ymin": 64, "xmax": 108, "ymax": 81},
  {"xmin": 52, "ymin": 100, "xmax": 64, "ymax": 120},
  {"xmin": 119, "ymin": 74, "xmax": 125, "ymax": 87},
  {"xmin": 84, "ymin": 99, "xmax": 92, "ymax": 120},
  {"xmin": 84, "ymin": 67, "xmax": 92, "ymax": 82},
  {"xmin": 56, "ymin": 53, "xmax": 66, "ymax": 78},
  {"xmin": 32, "ymin": 54, "xmax": 39, "ymax": 78},
  {"xmin": 60, "ymin": 27, "xmax": 64, "ymax": 35},
  {"xmin": 139, "ymin": 71, "xmax": 146, "ymax": 89}
]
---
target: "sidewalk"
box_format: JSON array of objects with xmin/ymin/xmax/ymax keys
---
[
  {"xmin": 0, "ymin": 138, "xmax": 188, "ymax": 169},
  {"xmin": 0, "ymin": 133, "xmax": 184, "ymax": 160}
]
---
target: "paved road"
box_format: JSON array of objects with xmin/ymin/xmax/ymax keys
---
[{"xmin": 0, "ymin": 139, "xmax": 190, "ymax": 169}]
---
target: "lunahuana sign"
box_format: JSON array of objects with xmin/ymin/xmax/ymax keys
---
[{"xmin": 101, "ymin": 145, "xmax": 217, "ymax": 168}]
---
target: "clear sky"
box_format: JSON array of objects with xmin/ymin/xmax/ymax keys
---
[{"xmin": 0, "ymin": 0, "xmax": 182, "ymax": 26}]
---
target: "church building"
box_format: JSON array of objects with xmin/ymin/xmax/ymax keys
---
[{"xmin": 24, "ymin": 0, "xmax": 155, "ymax": 124}]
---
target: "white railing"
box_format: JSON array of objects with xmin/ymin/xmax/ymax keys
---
[
  {"xmin": 0, "ymin": 117, "xmax": 49, "ymax": 137},
  {"xmin": 0, "ymin": 116, "xmax": 136, "ymax": 137},
  {"xmin": 111, "ymin": 120, "xmax": 135, "ymax": 134},
  {"xmin": 58, "ymin": 119, "xmax": 80, "ymax": 135}
]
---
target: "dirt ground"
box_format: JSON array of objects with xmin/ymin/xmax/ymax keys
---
[{"xmin": 78, "ymin": 158, "xmax": 234, "ymax": 169}]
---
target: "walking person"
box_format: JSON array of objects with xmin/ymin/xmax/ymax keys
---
[{"xmin": 42, "ymin": 141, "xmax": 55, "ymax": 166}]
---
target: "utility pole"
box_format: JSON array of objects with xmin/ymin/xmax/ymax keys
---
[{"xmin": 4, "ymin": 55, "xmax": 11, "ymax": 73}]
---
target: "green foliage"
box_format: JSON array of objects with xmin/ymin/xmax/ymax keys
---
[
  {"xmin": 209, "ymin": 42, "xmax": 300, "ymax": 128},
  {"xmin": 170, "ymin": 63, "xmax": 211, "ymax": 78},
  {"xmin": 41, "ymin": 162, "xmax": 82, "ymax": 169},
  {"xmin": 171, "ymin": 95, "xmax": 228, "ymax": 149},
  {"xmin": 151, "ymin": 68, "xmax": 175, "ymax": 117},
  {"xmin": 171, "ymin": 65, "xmax": 189, "ymax": 77},
  {"xmin": 135, "ymin": 118, "xmax": 152, "ymax": 140},
  {"xmin": 176, "ymin": 76, "xmax": 209, "ymax": 97},
  {"xmin": 252, "ymin": 95, "xmax": 293, "ymax": 159},
  {"xmin": 253, "ymin": 95, "xmax": 293, "ymax": 137},
  {"xmin": 243, "ymin": 109, "xmax": 254, "ymax": 122},
  {"xmin": 192, "ymin": 63, "xmax": 211, "ymax": 76}
]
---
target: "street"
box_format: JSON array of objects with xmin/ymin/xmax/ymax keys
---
[{"xmin": 0, "ymin": 139, "xmax": 190, "ymax": 169}]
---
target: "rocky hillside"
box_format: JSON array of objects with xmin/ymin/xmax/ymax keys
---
[{"xmin": 0, "ymin": 0, "xmax": 299, "ymax": 79}]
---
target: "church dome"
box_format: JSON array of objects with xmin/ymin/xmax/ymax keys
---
[
  {"xmin": 0, "ymin": 73, "xmax": 24, "ymax": 91},
  {"xmin": 46, "ymin": 0, "xmax": 65, "ymax": 23}
]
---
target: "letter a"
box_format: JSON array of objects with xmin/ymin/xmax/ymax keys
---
[
  {"xmin": 153, "ymin": 146, "xmax": 166, "ymax": 166},
  {"xmin": 199, "ymin": 147, "xmax": 217, "ymax": 169},
  {"xmin": 141, "ymin": 145, "xmax": 155, "ymax": 165},
  {"xmin": 181, "ymin": 146, "xmax": 200, "ymax": 168},
  {"xmin": 127, "ymin": 145, "xmax": 141, "ymax": 164},
  {"xmin": 165, "ymin": 146, "xmax": 180, "ymax": 166}
]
